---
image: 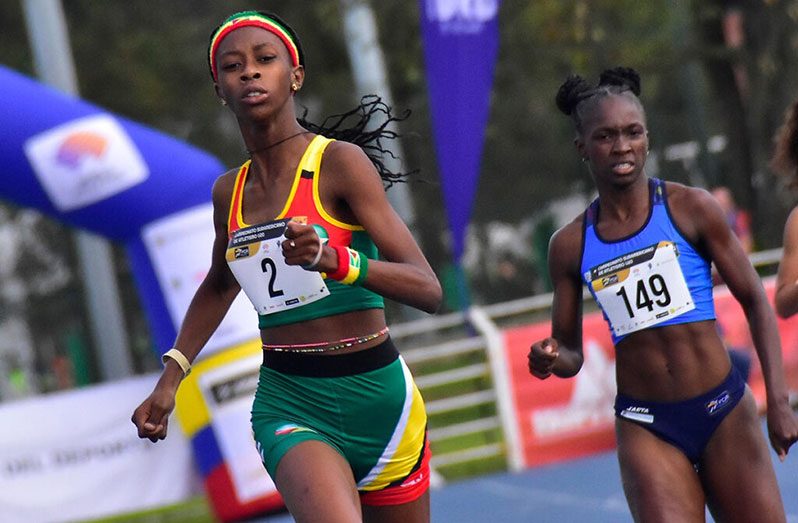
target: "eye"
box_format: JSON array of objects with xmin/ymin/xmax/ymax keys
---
[
  {"xmin": 220, "ymin": 62, "xmax": 241, "ymax": 72},
  {"xmin": 258, "ymin": 54, "xmax": 277, "ymax": 63}
]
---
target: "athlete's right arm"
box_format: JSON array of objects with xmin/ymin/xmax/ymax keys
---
[
  {"xmin": 132, "ymin": 173, "xmax": 242, "ymax": 442},
  {"xmin": 528, "ymin": 221, "xmax": 584, "ymax": 379}
]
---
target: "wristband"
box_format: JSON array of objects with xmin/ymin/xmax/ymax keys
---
[
  {"xmin": 301, "ymin": 235, "xmax": 324, "ymax": 270},
  {"xmin": 328, "ymin": 246, "xmax": 369, "ymax": 285},
  {"xmin": 162, "ymin": 348, "xmax": 191, "ymax": 377}
]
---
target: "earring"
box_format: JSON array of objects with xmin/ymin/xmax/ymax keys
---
[
  {"xmin": 220, "ymin": 99, "xmax": 227, "ymax": 106},
  {"xmin": 581, "ymin": 157, "xmax": 588, "ymax": 163},
  {"xmin": 291, "ymin": 83, "xmax": 299, "ymax": 92}
]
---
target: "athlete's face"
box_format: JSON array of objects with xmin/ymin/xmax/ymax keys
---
[
  {"xmin": 213, "ymin": 26, "xmax": 303, "ymax": 119},
  {"xmin": 577, "ymin": 95, "xmax": 649, "ymax": 187}
]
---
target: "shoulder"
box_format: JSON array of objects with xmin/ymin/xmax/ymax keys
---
[
  {"xmin": 786, "ymin": 205, "xmax": 798, "ymax": 226},
  {"xmin": 662, "ymin": 180, "xmax": 718, "ymax": 215},
  {"xmin": 783, "ymin": 206, "xmax": 798, "ymax": 239},
  {"xmin": 320, "ymin": 140, "xmax": 377, "ymax": 180},
  {"xmin": 663, "ymin": 180, "xmax": 727, "ymax": 239},
  {"xmin": 211, "ymin": 166, "xmax": 241, "ymax": 206},
  {"xmin": 549, "ymin": 214, "xmax": 585, "ymax": 269}
]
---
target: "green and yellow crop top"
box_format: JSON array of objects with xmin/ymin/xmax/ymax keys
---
[{"xmin": 227, "ymin": 135, "xmax": 384, "ymax": 329}]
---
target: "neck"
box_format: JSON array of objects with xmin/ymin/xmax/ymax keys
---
[
  {"xmin": 596, "ymin": 175, "xmax": 649, "ymax": 220},
  {"xmin": 246, "ymin": 129, "xmax": 309, "ymax": 156}
]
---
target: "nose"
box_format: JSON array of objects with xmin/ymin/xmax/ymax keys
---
[
  {"xmin": 612, "ymin": 135, "xmax": 632, "ymax": 153},
  {"xmin": 240, "ymin": 65, "xmax": 261, "ymax": 81}
]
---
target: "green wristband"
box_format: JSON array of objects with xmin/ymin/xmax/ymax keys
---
[{"xmin": 352, "ymin": 253, "xmax": 369, "ymax": 286}]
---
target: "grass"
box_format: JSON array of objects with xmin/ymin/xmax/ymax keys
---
[{"xmin": 88, "ymin": 497, "xmax": 215, "ymax": 523}]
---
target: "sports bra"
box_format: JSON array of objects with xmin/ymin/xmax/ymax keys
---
[
  {"xmin": 226, "ymin": 135, "xmax": 384, "ymax": 329},
  {"xmin": 580, "ymin": 178, "xmax": 715, "ymax": 344}
]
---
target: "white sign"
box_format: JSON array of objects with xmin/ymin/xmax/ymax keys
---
[
  {"xmin": 198, "ymin": 355, "xmax": 278, "ymax": 503},
  {"xmin": 0, "ymin": 375, "xmax": 199, "ymax": 523},
  {"xmin": 426, "ymin": 0, "xmax": 498, "ymax": 33},
  {"xmin": 24, "ymin": 114, "xmax": 149, "ymax": 211},
  {"xmin": 142, "ymin": 204, "xmax": 260, "ymax": 357},
  {"xmin": 426, "ymin": 0, "xmax": 498, "ymax": 21}
]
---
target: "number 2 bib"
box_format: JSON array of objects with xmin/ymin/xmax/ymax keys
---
[
  {"xmin": 586, "ymin": 241, "xmax": 695, "ymax": 338},
  {"xmin": 226, "ymin": 218, "xmax": 329, "ymax": 315}
]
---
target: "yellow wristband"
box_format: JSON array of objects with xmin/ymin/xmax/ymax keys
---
[{"xmin": 162, "ymin": 348, "xmax": 191, "ymax": 377}]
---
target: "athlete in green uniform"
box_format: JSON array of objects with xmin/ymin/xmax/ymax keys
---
[{"xmin": 132, "ymin": 11, "xmax": 441, "ymax": 523}]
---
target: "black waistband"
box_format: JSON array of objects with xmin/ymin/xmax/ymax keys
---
[{"xmin": 262, "ymin": 336, "xmax": 399, "ymax": 377}]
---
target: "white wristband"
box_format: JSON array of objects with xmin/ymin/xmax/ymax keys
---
[
  {"xmin": 302, "ymin": 235, "xmax": 324, "ymax": 270},
  {"xmin": 162, "ymin": 348, "xmax": 191, "ymax": 377}
]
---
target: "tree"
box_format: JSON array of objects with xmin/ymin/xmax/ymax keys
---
[{"xmin": 691, "ymin": 0, "xmax": 798, "ymax": 249}]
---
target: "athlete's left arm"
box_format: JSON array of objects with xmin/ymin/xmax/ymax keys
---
[
  {"xmin": 774, "ymin": 207, "xmax": 798, "ymax": 318},
  {"xmin": 672, "ymin": 184, "xmax": 798, "ymax": 458},
  {"xmin": 322, "ymin": 141, "xmax": 442, "ymax": 314}
]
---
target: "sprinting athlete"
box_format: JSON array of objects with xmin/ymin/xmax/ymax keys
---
[
  {"xmin": 528, "ymin": 67, "xmax": 798, "ymax": 522},
  {"xmin": 132, "ymin": 10, "xmax": 441, "ymax": 523}
]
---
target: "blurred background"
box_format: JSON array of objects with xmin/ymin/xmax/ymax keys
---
[{"xmin": 1, "ymin": 1, "xmax": 798, "ymax": 522}]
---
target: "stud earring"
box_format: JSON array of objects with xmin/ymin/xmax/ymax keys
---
[
  {"xmin": 220, "ymin": 99, "xmax": 227, "ymax": 106},
  {"xmin": 291, "ymin": 83, "xmax": 299, "ymax": 92}
]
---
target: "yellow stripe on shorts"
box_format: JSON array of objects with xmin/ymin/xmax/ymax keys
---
[{"xmin": 357, "ymin": 357, "xmax": 427, "ymax": 491}]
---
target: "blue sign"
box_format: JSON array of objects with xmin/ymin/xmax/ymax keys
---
[{"xmin": 420, "ymin": 0, "xmax": 501, "ymax": 261}]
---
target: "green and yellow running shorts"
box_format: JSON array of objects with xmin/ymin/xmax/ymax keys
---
[{"xmin": 251, "ymin": 337, "xmax": 430, "ymax": 505}]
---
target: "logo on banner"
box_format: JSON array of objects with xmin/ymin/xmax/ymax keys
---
[
  {"xmin": 425, "ymin": 0, "xmax": 498, "ymax": 33},
  {"xmin": 24, "ymin": 114, "xmax": 149, "ymax": 211}
]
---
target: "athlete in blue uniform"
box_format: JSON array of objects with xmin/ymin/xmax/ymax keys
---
[{"xmin": 528, "ymin": 67, "xmax": 798, "ymax": 522}]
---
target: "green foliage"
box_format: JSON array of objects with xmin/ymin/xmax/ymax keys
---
[{"xmin": 86, "ymin": 496, "xmax": 215, "ymax": 523}]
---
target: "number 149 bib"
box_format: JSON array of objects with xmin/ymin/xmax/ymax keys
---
[{"xmin": 586, "ymin": 241, "xmax": 694, "ymax": 338}]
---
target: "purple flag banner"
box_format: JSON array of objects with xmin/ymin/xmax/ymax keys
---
[{"xmin": 420, "ymin": 0, "xmax": 501, "ymax": 261}]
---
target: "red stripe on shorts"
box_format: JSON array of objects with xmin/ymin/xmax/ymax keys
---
[{"xmin": 359, "ymin": 436, "xmax": 431, "ymax": 506}]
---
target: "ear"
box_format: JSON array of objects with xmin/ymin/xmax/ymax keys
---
[
  {"xmin": 214, "ymin": 83, "xmax": 227, "ymax": 106},
  {"xmin": 290, "ymin": 65, "xmax": 305, "ymax": 92},
  {"xmin": 574, "ymin": 137, "xmax": 587, "ymax": 161}
]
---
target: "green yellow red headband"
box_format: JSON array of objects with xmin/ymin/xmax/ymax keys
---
[{"xmin": 209, "ymin": 11, "xmax": 302, "ymax": 82}]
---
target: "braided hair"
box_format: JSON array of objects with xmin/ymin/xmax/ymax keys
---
[
  {"xmin": 771, "ymin": 99, "xmax": 798, "ymax": 184},
  {"xmin": 208, "ymin": 11, "xmax": 413, "ymax": 188},
  {"xmin": 555, "ymin": 67, "xmax": 645, "ymax": 134}
]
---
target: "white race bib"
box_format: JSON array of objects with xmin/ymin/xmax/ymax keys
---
[
  {"xmin": 226, "ymin": 218, "xmax": 329, "ymax": 315},
  {"xmin": 586, "ymin": 241, "xmax": 694, "ymax": 337}
]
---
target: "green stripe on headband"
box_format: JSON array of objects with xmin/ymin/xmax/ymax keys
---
[{"xmin": 209, "ymin": 11, "xmax": 301, "ymax": 81}]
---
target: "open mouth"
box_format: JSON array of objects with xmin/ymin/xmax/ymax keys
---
[{"xmin": 612, "ymin": 161, "xmax": 635, "ymax": 174}]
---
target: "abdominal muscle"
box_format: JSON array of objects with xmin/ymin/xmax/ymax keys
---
[
  {"xmin": 614, "ymin": 320, "xmax": 734, "ymax": 401},
  {"xmin": 260, "ymin": 308, "xmax": 388, "ymax": 355}
]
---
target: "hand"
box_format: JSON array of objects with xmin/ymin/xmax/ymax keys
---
[
  {"xmin": 528, "ymin": 337, "xmax": 559, "ymax": 380},
  {"xmin": 766, "ymin": 400, "xmax": 798, "ymax": 462},
  {"xmin": 131, "ymin": 387, "xmax": 176, "ymax": 443},
  {"xmin": 283, "ymin": 220, "xmax": 326, "ymax": 270}
]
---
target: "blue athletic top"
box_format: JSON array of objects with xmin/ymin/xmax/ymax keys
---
[{"xmin": 580, "ymin": 178, "xmax": 715, "ymax": 344}]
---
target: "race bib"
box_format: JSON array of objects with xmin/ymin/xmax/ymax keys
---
[
  {"xmin": 226, "ymin": 218, "xmax": 329, "ymax": 315},
  {"xmin": 585, "ymin": 241, "xmax": 694, "ymax": 337}
]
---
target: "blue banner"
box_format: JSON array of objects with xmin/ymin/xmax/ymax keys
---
[
  {"xmin": 420, "ymin": 0, "xmax": 501, "ymax": 261},
  {"xmin": 0, "ymin": 66, "xmax": 224, "ymax": 242},
  {"xmin": 0, "ymin": 65, "xmax": 228, "ymax": 349}
]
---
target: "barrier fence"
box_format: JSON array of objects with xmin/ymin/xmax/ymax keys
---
[{"xmin": 395, "ymin": 248, "xmax": 794, "ymax": 477}]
